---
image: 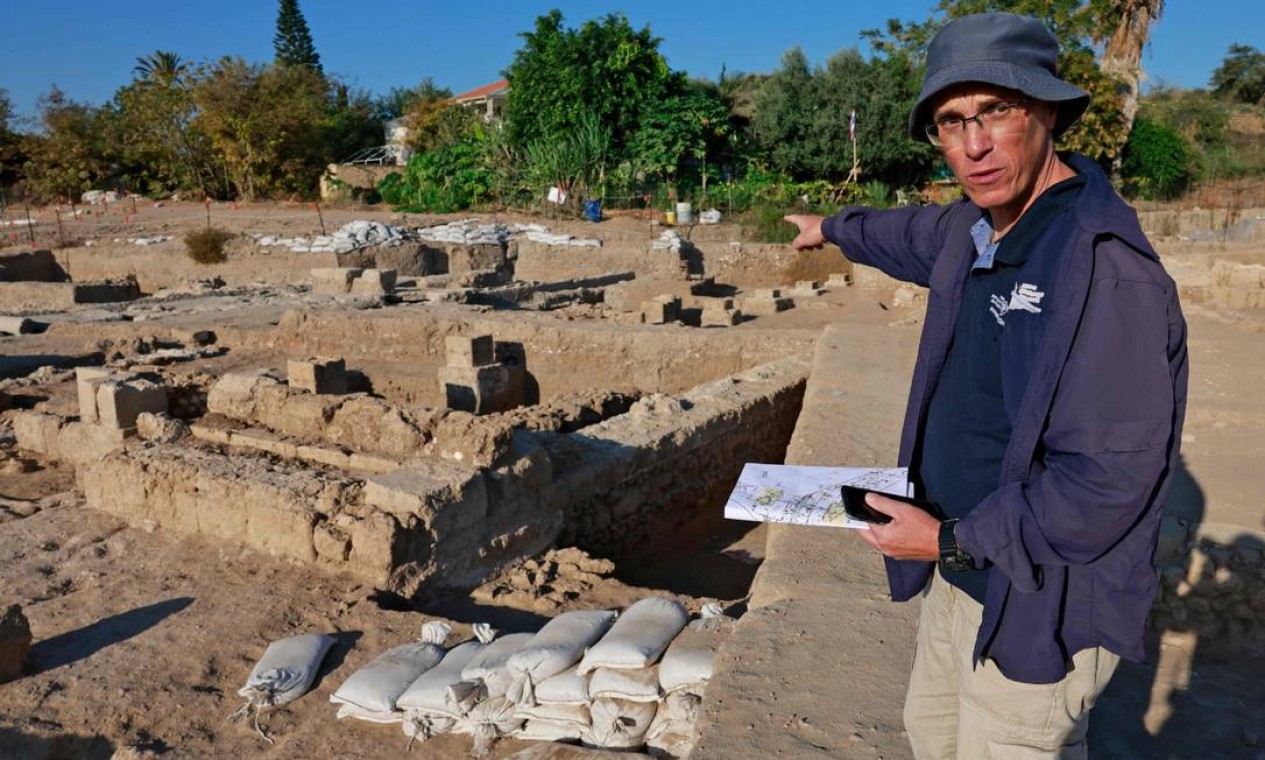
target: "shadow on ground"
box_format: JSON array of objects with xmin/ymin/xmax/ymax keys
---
[{"xmin": 27, "ymin": 596, "xmax": 195, "ymax": 675}]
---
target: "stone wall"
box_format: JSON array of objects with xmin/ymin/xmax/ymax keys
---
[
  {"xmin": 259, "ymin": 306, "xmax": 817, "ymax": 405},
  {"xmin": 513, "ymin": 240, "xmax": 686, "ymax": 282},
  {"xmin": 56, "ymin": 243, "xmax": 339, "ymax": 292},
  {"xmin": 0, "ymin": 279, "xmax": 141, "ymax": 312},
  {"xmin": 552, "ymin": 356, "xmax": 809, "ymax": 559}
]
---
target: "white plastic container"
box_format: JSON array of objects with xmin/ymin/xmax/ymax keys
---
[{"xmin": 675, "ymin": 202, "xmax": 693, "ymax": 224}]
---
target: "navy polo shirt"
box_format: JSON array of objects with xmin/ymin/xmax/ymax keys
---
[{"xmin": 918, "ymin": 173, "xmax": 1086, "ymax": 602}]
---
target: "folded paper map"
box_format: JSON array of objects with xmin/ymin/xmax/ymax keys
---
[{"xmin": 723, "ymin": 463, "xmax": 909, "ymax": 529}]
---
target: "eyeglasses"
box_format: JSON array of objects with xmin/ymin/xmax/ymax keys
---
[{"xmin": 925, "ymin": 99, "xmax": 1031, "ymax": 147}]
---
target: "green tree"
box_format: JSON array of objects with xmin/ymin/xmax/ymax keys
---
[
  {"xmin": 111, "ymin": 53, "xmax": 216, "ymax": 196},
  {"xmin": 0, "ymin": 88, "xmax": 24, "ymax": 192},
  {"xmin": 21, "ymin": 87, "xmax": 113, "ymax": 202},
  {"xmin": 274, "ymin": 0, "xmax": 322, "ymax": 73},
  {"xmin": 133, "ymin": 50, "xmax": 188, "ymax": 85},
  {"xmin": 503, "ymin": 10, "xmax": 671, "ymax": 155},
  {"xmin": 629, "ymin": 91, "xmax": 729, "ymax": 193},
  {"xmin": 1211, "ymin": 44, "xmax": 1265, "ymax": 105},
  {"xmin": 1121, "ymin": 116, "xmax": 1192, "ymax": 198},
  {"xmin": 751, "ymin": 47, "xmax": 818, "ymax": 178}
]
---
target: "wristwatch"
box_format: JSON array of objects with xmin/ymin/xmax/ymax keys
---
[{"xmin": 939, "ymin": 519, "xmax": 975, "ymax": 572}]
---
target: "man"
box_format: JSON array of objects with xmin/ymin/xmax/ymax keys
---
[{"xmin": 785, "ymin": 13, "xmax": 1188, "ymax": 759}]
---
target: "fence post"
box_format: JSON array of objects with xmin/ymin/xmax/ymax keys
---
[
  {"xmin": 313, "ymin": 202, "xmax": 326, "ymax": 235},
  {"xmin": 23, "ymin": 204, "xmax": 35, "ymax": 245},
  {"xmin": 55, "ymin": 207, "xmax": 65, "ymax": 247},
  {"xmin": 204, "ymin": 198, "xmax": 211, "ymax": 230}
]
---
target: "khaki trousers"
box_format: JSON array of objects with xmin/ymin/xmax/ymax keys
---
[{"xmin": 903, "ymin": 571, "xmax": 1119, "ymax": 759}]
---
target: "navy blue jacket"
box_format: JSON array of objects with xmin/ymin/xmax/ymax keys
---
[{"xmin": 822, "ymin": 154, "xmax": 1189, "ymax": 684}]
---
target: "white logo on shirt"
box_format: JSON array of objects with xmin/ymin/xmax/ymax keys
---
[{"xmin": 989, "ymin": 282, "xmax": 1045, "ymax": 326}]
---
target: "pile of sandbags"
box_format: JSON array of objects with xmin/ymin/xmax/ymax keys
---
[
  {"xmin": 650, "ymin": 230, "xmax": 682, "ymax": 253},
  {"xmin": 411, "ymin": 220, "xmax": 602, "ymax": 248},
  {"xmin": 330, "ymin": 599, "xmax": 734, "ymax": 758}
]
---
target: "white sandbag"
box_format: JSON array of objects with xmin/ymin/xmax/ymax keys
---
[
  {"xmin": 588, "ymin": 666, "xmax": 660, "ymax": 703},
  {"xmin": 516, "ymin": 718, "xmax": 585, "ymax": 741},
  {"xmin": 658, "ymin": 604, "xmax": 735, "ymax": 693},
  {"xmin": 583, "ymin": 697, "xmax": 659, "ymax": 750},
  {"xmin": 331, "ymin": 621, "xmax": 451, "ymax": 713},
  {"xmin": 514, "ymin": 701, "xmax": 591, "ymax": 730},
  {"xmin": 397, "ymin": 625, "xmax": 496, "ymax": 716},
  {"xmin": 534, "ymin": 665, "xmax": 591, "ymax": 705},
  {"xmin": 507, "ymin": 610, "xmax": 616, "ymax": 704},
  {"xmin": 458, "ymin": 631, "xmax": 535, "ymax": 699},
  {"xmin": 400, "ymin": 711, "xmax": 457, "ymax": 745},
  {"xmin": 335, "ymin": 702, "xmax": 405, "ymax": 724},
  {"xmin": 645, "ymin": 691, "xmax": 702, "ymax": 759},
  {"xmin": 453, "ymin": 696, "xmax": 523, "ymax": 757},
  {"xmin": 233, "ymin": 633, "xmax": 335, "ymax": 742},
  {"xmin": 577, "ymin": 598, "xmax": 688, "ymax": 674}
]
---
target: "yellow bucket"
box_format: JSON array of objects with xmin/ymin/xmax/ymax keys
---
[{"xmin": 664, "ymin": 211, "xmax": 677, "ymax": 225}]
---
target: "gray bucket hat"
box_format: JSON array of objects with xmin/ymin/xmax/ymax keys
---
[{"xmin": 908, "ymin": 12, "xmax": 1091, "ymax": 142}]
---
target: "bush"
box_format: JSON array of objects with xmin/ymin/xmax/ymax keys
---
[
  {"xmin": 1122, "ymin": 118, "xmax": 1194, "ymax": 200},
  {"xmin": 386, "ymin": 141, "xmax": 493, "ymax": 213},
  {"xmin": 184, "ymin": 227, "xmax": 232, "ymax": 264}
]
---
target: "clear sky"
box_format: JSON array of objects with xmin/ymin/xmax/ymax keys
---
[{"xmin": 1, "ymin": 1, "xmax": 1259, "ymax": 122}]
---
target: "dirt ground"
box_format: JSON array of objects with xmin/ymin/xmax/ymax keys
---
[{"xmin": 1, "ymin": 200, "xmax": 1263, "ymax": 758}]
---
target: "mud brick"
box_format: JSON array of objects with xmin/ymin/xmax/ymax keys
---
[
  {"xmin": 446, "ymin": 335, "xmax": 495, "ymax": 368},
  {"xmin": 287, "ymin": 357, "xmax": 348, "ymax": 395}
]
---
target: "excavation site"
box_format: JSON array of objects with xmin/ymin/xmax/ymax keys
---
[{"xmin": 1, "ymin": 200, "xmax": 1263, "ymax": 758}]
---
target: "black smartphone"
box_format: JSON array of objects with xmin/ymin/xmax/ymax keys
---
[{"xmin": 841, "ymin": 485, "xmax": 943, "ymax": 524}]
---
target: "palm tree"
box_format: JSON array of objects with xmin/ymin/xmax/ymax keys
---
[
  {"xmin": 1095, "ymin": 0, "xmax": 1165, "ymax": 132},
  {"xmin": 133, "ymin": 51, "xmax": 188, "ymax": 86}
]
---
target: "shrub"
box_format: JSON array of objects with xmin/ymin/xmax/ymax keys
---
[
  {"xmin": 184, "ymin": 227, "xmax": 232, "ymax": 264},
  {"xmin": 1122, "ymin": 118, "xmax": 1194, "ymax": 200}
]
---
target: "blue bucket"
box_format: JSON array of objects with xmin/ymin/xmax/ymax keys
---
[{"xmin": 583, "ymin": 199, "xmax": 602, "ymax": 222}]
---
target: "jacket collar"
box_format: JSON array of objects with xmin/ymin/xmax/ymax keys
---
[{"xmin": 1061, "ymin": 152, "xmax": 1159, "ymax": 261}]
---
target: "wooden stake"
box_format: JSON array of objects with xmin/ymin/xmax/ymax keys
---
[
  {"xmin": 55, "ymin": 207, "xmax": 65, "ymax": 247},
  {"xmin": 313, "ymin": 202, "xmax": 326, "ymax": 235},
  {"xmin": 23, "ymin": 204, "xmax": 35, "ymax": 244}
]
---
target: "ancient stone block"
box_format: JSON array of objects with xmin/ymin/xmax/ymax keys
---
[
  {"xmin": 230, "ymin": 428, "xmax": 298, "ymax": 460},
  {"xmin": 296, "ymin": 445, "xmax": 352, "ymax": 469},
  {"xmin": 76, "ymin": 367, "xmax": 113, "ymax": 423},
  {"xmin": 700, "ymin": 307, "xmax": 742, "ymax": 327},
  {"xmin": 327, "ymin": 395, "xmax": 425, "ymax": 455},
  {"xmin": 55, "ymin": 422, "xmax": 128, "ymax": 467},
  {"xmin": 96, "ymin": 379, "xmax": 168, "ymax": 431},
  {"xmin": 348, "ymin": 268, "xmax": 398, "ymax": 296},
  {"xmin": 313, "ymin": 522, "xmax": 351, "ymax": 563},
  {"xmin": 188, "ymin": 420, "xmax": 233, "ymax": 445},
  {"xmin": 349, "ymin": 452, "xmax": 401, "ymax": 473},
  {"xmin": 206, "ymin": 370, "xmax": 276, "ymax": 420},
  {"xmin": 0, "ymin": 605, "xmax": 32, "ymax": 683},
  {"xmin": 363, "ymin": 465, "xmax": 488, "ymax": 535},
  {"xmin": 742, "ymin": 296, "xmax": 794, "ymax": 316},
  {"xmin": 640, "ymin": 296, "xmax": 681, "ymax": 325},
  {"xmin": 446, "ymin": 335, "xmax": 495, "ymax": 368},
  {"xmin": 428, "ymin": 413, "xmax": 515, "ymax": 467},
  {"xmin": 310, "ymin": 267, "xmax": 362, "ymax": 294},
  {"xmin": 287, "ymin": 357, "xmax": 348, "ymax": 395},
  {"xmin": 13, "ymin": 411, "xmax": 65, "ymax": 456},
  {"xmin": 438, "ymin": 364, "xmax": 512, "ymax": 415},
  {"xmin": 136, "ymin": 412, "xmax": 188, "ymax": 443}
]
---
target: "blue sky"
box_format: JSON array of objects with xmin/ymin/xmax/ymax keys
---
[{"xmin": 1, "ymin": 1, "xmax": 1259, "ymax": 122}]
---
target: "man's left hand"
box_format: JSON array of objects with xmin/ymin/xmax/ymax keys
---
[{"xmin": 855, "ymin": 493, "xmax": 941, "ymax": 561}]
